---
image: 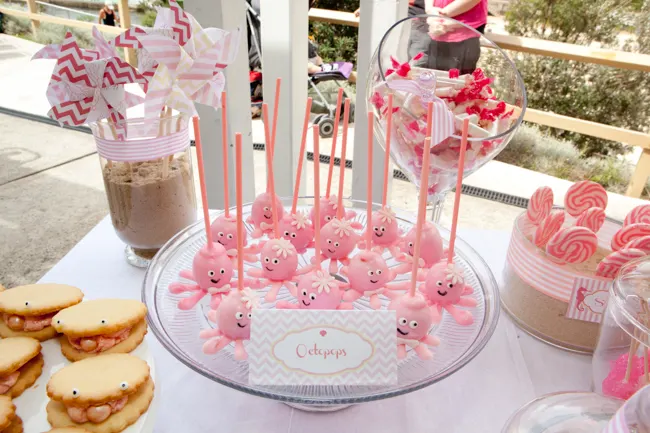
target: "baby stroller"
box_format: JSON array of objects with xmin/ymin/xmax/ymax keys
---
[{"xmin": 246, "ymin": 0, "xmax": 355, "ymax": 138}]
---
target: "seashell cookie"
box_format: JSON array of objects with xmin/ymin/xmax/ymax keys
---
[
  {"xmin": 0, "ymin": 395, "xmax": 23, "ymax": 433},
  {"xmin": 0, "ymin": 337, "xmax": 43, "ymax": 398}
]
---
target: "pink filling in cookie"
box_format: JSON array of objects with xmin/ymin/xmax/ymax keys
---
[
  {"xmin": 66, "ymin": 396, "xmax": 129, "ymax": 424},
  {"xmin": 68, "ymin": 327, "xmax": 132, "ymax": 353},
  {"xmin": 0, "ymin": 371, "xmax": 19, "ymax": 394},
  {"xmin": 3, "ymin": 312, "xmax": 55, "ymax": 332}
]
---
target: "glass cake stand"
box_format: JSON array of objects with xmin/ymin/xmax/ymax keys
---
[{"xmin": 142, "ymin": 198, "xmax": 500, "ymax": 411}]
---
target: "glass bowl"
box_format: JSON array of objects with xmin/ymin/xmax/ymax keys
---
[
  {"xmin": 367, "ymin": 15, "xmax": 526, "ymax": 219},
  {"xmin": 142, "ymin": 198, "xmax": 500, "ymax": 409}
]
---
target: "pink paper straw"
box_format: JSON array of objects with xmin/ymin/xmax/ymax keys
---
[
  {"xmin": 313, "ymin": 124, "xmax": 321, "ymax": 266},
  {"xmin": 382, "ymin": 94, "xmax": 393, "ymax": 207},
  {"xmin": 192, "ymin": 116, "xmax": 213, "ymax": 249},
  {"xmin": 221, "ymin": 91, "xmax": 229, "ymax": 217},
  {"xmin": 262, "ymin": 104, "xmax": 280, "ymax": 237},
  {"xmin": 326, "ymin": 87, "xmax": 344, "ymax": 198},
  {"xmin": 447, "ymin": 118, "xmax": 470, "ymax": 264},
  {"xmin": 235, "ymin": 132, "xmax": 244, "ymax": 292},
  {"xmin": 366, "ymin": 111, "xmax": 373, "ymax": 250},
  {"xmin": 410, "ymin": 136, "xmax": 432, "ymax": 297},
  {"xmin": 292, "ymin": 98, "xmax": 313, "ymax": 214},
  {"xmin": 267, "ymin": 78, "xmax": 281, "ymax": 192},
  {"xmin": 336, "ymin": 98, "xmax": 351, "ymax": 220}
]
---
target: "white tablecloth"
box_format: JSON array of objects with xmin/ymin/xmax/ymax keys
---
[{"xmin": 39, "ymin": 216, "xmax": 593, "ymax": 433}]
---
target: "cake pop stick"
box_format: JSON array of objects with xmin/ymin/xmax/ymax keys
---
[
  {"xmin": 341, "ymin": 112, "xmax": 395, "ymax": 309},
  {"xmin": 267, "ymin": 78, "xmax": 282, "ymax": 192},
  {"xmin": 210, "ymin": 92, "xmax": 259, "ymax": 262},
  {"xmin": 200, "ymin": 133, "xmax": 260, "ymax": 361},
  {"xmin": 247, "ymin": 103, "xmax": 285, "ymax": 238},
  {"xmin": 387, "ymin": 133, "xmax": 439, "ymax": 360},
  {"xmin": 318, "ymin": 98, "xmax": 362, "ymax": 274},
  {"xmin": 420, "ymin": 119, "xmax": 478, "ymax": 326},
  {"xmin": 277, "ymin": 124, "xmax": 350, "ymax": 311},
  {"xmin": 170, "ymin": 121, "xmax": 257, "ymax": 311},
  {"xmin": 326, "ymin": 87, "xmax": 344, "ymax": 198},
  {"xmin": 358, "ymin": 94, "xmax": 402, "ymax": 256},
  {"xmin": 279, "ymin": 98, "xmax": 315, "ymax": 254}
]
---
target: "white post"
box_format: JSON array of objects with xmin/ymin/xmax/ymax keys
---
[
  {"xmin": 351, "ymin": 0, "xmax": 404, "ymax": 204},
  {"xmin": 185, "ymin": 0, "xmax": 255, "ymax": 207},
  {"xmin": 260, "ymin": 0, "xmax": 308, "ymax": 198}
]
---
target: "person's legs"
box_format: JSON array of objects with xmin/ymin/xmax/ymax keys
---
[{"xmin": 408, "ymin": 18, "xmax": 431, "ymax": 66}]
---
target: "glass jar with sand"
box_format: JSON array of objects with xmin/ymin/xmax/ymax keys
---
[
  {"xmin": 593, "ymin": 257, "xmax": 650, "ymax": 400},
  {"xmin": 90, "ymin": 114, "xmax": 197, "ymax": 267},
  {"xmin": 501, "ymin": 208, "xmax": 624, "ymax": 353}
]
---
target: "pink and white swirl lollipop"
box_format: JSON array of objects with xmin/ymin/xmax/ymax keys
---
[
  {"xmin": 563, "ymin": 180, "xmax": 608, "ymax": 217},
  {"xmin": 575, "ymin": 207, "xmax": 606, "ymax": 233},
  {"xmin": 546, "ymin": 226, "xmax": 598, "ymax": 264},
  {"xmin": 533, "ymin": 210, "xmax": 565, "ymax": 248},
  {"xmin": 526, "ymin": 186, "xmax": 553, "ymax": 224},
  {"xmin": 625, "ymin": 235, "xmax": 650, "ymax": 254},
  {"xmin": 624, "ymin": 204, "xmax": 650, "ymax": 226},
  {"xmin": 596, "ymin": 248, "xmax": 646, "ymax": 279},
  {"xmin": 611, "ymin": 223, "xmax": 650, "ymax": 251}
]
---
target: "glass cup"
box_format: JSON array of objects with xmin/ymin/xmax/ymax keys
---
[
  {"xmin": 593, "ymin": 256, "xmax": 650, "ymax": 400},
  {"xmin": 90, "ymin": 115, "xmax": 197, "ymax": 267}
]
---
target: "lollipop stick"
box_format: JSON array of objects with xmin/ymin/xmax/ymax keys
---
[
  {"xmin": 221, "ymin": 91, "xmax": 230, "ymax": 217},
  {"xmin": 192, "ymin": 116, "xmax": 214, "ymax": 249},
  {"xmin": 262, "ymin": 104, "xmax": 280, "ymax": 237},
  {"xmin": 326, "ymin": 87, "xmax": 345, "ymax": 198},
  {"xmin": 382, "ymin": 94, "xmax": 393, "ymax": 207},
  {"xmin": 410, "ymin": 136, "xmax": 432, "ymax": 297},
  {"xmin": 336, "ymin": 98, "xmax": 351, "ymax": 219},
  {"xmin": 268, "ymin": 78, "xmax": 281, "ymax": 192},
  {"xmin": 235, "ymin": 132, "xmax": 244, "ymax": 292},
  {"xmin": 366, "ymin": 111, "xmax": 373, "ymax": 250},
  {"xmin": 313, "ymin": 124, "xmax": 322, "ymax": 266},
  {"xmin": 292, "ymin": 98, "xmax": 313, "ymax": 214},
  {"xmin": 447, "ymin": 118, "xmax": 470, "ymax": 265}
]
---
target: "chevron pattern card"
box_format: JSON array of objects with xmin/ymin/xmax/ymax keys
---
[{"xmin": 249, "ymin": 310, "xmax": 397, "ymax": 386}]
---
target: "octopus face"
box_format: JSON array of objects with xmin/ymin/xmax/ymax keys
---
[
  {"xmin": 192, "ymin": 244, "xmax": 233, "ymax": 289},
  {"xmin": 320, "ymin": 222, "xmax": 358, "ymax": 260},
  {"xmin": 295, "ymin": 273, "xmax": 342, "ymax": 310},
  {"xmin": 278, "ymin": 214, "xmax": 314, "ymax": 253},
  {"xmin": 310, "ymin": 196, "xmax": 338, "ymax": 230},
  {"xmin": 251, "ymin": 192, "xmax": 284, "ymax": 227},
  {"xmin": 421, "ymin": 261, "xmax": 464, "ymax": 304},
  {"xmin": 260, "ymin": 239, "xmax": 298, "ymax": 281},
  {"xmin": 210, "ymin": 215, "xmax": 242, "ymax": 250},
  {"xmin": 347, "ymin": 251, "xmax": 390, "ymax": 293},
  {"xmin": 388, "ymin": 293, "xmax": 433, "ymax": 341},
  {"xmin": 370, "ymin": 211, "xmax": 399, "ymax": 246},
  {"xmin": 402, "ymin": 222, "xmax": 444, "ymax": 267},
  {"xmin": 216, "ymin": 291, "xmax": 252, "ymax": 340}
]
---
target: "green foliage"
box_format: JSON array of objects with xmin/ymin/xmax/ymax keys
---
[
  {"xmin": 503, "ymin": 0, "xmax": 650, "ymax": 157},
  {"xmin": 140, "ymin": 9, "xmax": 157, "ymax": 27},
  {"xmin": 2, "ymin": 15, "xmax": 31, "ymax": 37},
  {"xmin": 76, "ymin": 15, "xmax": 95, "ymax": 23},
  {"xmin": 309, "ymin": 0, "xmax": 359, "ymax": 63},
  {"xmin": 1, "ymin": 15, "xmax": 94, "ymax": 49}
]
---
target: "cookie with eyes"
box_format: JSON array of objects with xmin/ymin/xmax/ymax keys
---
[
  {"xmin": 46, "ymin": 354, "xmax": 154, "ymax": 433},
  {"xmin": 0, "ymin": 337, "xmax": 43, "ymax": 398},
  {"xmin": 53, "ymin": 300, "xmax": 147, "ymax": 362},
  {"xmin": 0, "ymin": 395, "xmax": 22, "ymax": 433},
  {"xmin": 46, "ymin": 429, "xmax": 92, "ymax": 433},
  {"xmin": 0, "ymin": 284, "xmax": 84, "ymax": 341}
]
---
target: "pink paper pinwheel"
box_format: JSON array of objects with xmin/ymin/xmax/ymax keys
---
[
  {"xmin": 32, "ymin": 27, "xmax": 116, "ymax": 61},
  {"xmin": 45, "ymin": 33, "xmax": 146, "ymax": 138}
]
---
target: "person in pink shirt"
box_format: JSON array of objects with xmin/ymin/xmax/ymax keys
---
[{"xmin": 407, "ymin": 0, "xmax": 488, "ymax": 74}]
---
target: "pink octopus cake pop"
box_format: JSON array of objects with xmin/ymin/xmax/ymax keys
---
[
  {"xmin": 200, "ymin": 288, "xmax": 258, "ymax": 360},
  {"xmin": 276, "ymin": 270, "xmax": 352, "ymax": 310},
  {"xmin": 394, "ymin": 222, "xmax": 445, "ymax": 275},
  {"xmin": 342, "ymin": 250, "xmax": 395, "ymax": 309},
  {"xmin": 247, "ymin": 192, "xmax": 285, "ymax": 239},
  {"xmin": 389, "ymin": 293, "xmax": 439, "ymax": 360},
  {"xmin": 320, "ymin": 218, "xmax": 360, "ymax": 274},
  {"xmin": 420, "ymin": 261, "xmax": 477, "ymax": 325},
  {"xmin": 211, "ymin": 214, "xmax": 260, "ymax": 262},
  {"xmin": 358, "ymin": 207, "xmax": 403, "ymax": 256},
  {"xmin": 279, "ymin": 211, "xmax": 315, "ymax": 254},
  {"xmin": 309, "ymin": 196, "xmax": 359, "ymax": 230}
]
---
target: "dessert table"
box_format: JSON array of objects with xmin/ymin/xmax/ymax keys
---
[{"xmin": 38, "ymin": 216, "xmax": 593, "ymax": 433}]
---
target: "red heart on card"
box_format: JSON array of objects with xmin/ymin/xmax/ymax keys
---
[{"xmin": 320, "ymin": 330, "xmax": 327, "ymax": 337}]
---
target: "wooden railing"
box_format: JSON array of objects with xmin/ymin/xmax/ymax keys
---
[
  {"xmin": 307, "ymin": 8, "xmax": 650, "ymax": 198},
  {"xmin": 0, "ymin": 4, "xmax": 648, "ymax": 197}
]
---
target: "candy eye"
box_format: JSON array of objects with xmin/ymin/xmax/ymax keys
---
[
  {"xmin": 447, "ymin": 283, "xmax": 454, "ymax": 289},
  {"xmin": 100, "ymin": 319, "xmax": 107, "ymax": 325},
  {"xmin": 436, "ymin": 281, "xmax": 443, "ymax": 287},
  {"xmin": 72, "ymin": 388, "xmax": 79, "ymax": 398},
  {"xmin": 291, "ymin": 233, "xmax": 297, "ymax": 238},
  {"xmin": 218, "ymin": 232, "xmax": 224, "ymax": 237},
  {"xmin": 247, "ymin": 312, "xmax": 252, "ymax": 319},
  {"xmin": 284, "ymin": 231, "xmax": 290, "ymax": 237},
  {"xmin": 373, "ymin": 226, "xmax": 379, "ymax": 232},
  {"xmin": 120, "ymin": 382, "xmax": 129, "ymax": 390},
  {"xmin": 409, "ymin": 320, "xmax": 419, "ymax": 329},
  {"xmin": 25, "ymin": 301, "xmax": 29, "ymax": 306},
  {"xmin": 327, "ymin": 239, "xmax": 332, "ymax": 244},
  {"xmin": 227, "ymin": 234, "xmax": 233, "ymax": 239},
  {"xmin": 263, "ymin": 207, "xmax": 269, "ymax": 211},
  {"xmin": 408, "ymin": 242, "xmax": 414, "ymax": 247},
  {"xmin": 208, "ymin": 270, "xmax": 215, "ymax": 276},
  {"xmin": 398, "ymin": 317, "xmax": 407, "ymax": 326},
  {"xmin": 235, "ymin": 312, "xmax": 244, "ymax": 320},
  {"xmin": 301, "ymin": 289, "xmax": 308, "ymax": 296},
  {"xmin": 309, "ymin": 293, "xmax": 317, "ymax": 301},
  {"xmin": 381, "ymin": 227, "xmax": 386, "ymax": 232},
  {"xmin": 367, "ymin": 270, "xmax": 374, "ymax": 276},
  {"xmin": 56, "ymin": 319, "xmax": 62, "ymax": 325},
  {"xmin": 325, "ymin": 216, "xmax": 332, "ymax": 221},
  {"xmin": 272, "ymin": 258, "xmax": 280, "ymax": 265},
  {"xmin": 220, "ymin": 269, "xmax": 226, "ymax": 274},
  {"xmin": 334, "ymin": 242, "xmax": 340, "ymax": 247},
  {"xmin": 377, "ymin": 270, "xmax": 382, "ymax": 275},
  {"xmin": 264, "ymin": 257, "xmax": 270, "ymax": 263}
]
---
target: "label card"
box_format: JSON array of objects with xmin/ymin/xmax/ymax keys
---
[
  {"xmin": 248, "ymin": 310, "xmax": 397, "ymax": 386},
  {"xmin": 566, "ymin": 276, "xmax": 612, "ymax": 323}
]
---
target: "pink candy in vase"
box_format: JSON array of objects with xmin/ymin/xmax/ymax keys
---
[{"xmin": 602, "ymin": 352, "xmax": 649, "ymax": 400}]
